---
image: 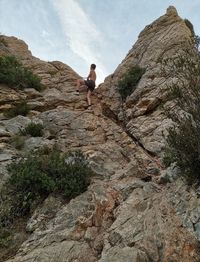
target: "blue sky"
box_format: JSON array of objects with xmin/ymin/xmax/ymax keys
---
[{"xmin": 0, "ymin": 0, "xmax": 199, "ymax": 84}]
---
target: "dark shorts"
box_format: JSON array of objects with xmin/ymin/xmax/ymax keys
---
[{"xmin": 84, "ymin": 80, "xmax": 95, "ymax": 92}]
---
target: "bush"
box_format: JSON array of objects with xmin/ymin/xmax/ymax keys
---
[
  {"xmin": 20, "ymin": 122, "xmax": 44, "ymax": 137},
  {"xmin": 0, "ymin": 55, "xmax": 43, "ymax": 91},
  {"xmin": 163, "ymin": 48, "xmax": 200, "ymax": 185},
  {"xmin": 117, "ymin": 65, "xmax": 145, "ymax": 101},
  {"xmin": 162, "ymin": 148, "xmax": 174, "ymax": 167},
  {"xmin": 4, "ymin": 101, "xmax": 30, "ymax": 118},
  {"xmin": 23, "ymin": 70, "xmax": 42, "ymax": 91},
  {"xmin": 184, "ymin": 19, "xmax": 195, "ymax": 36},
  {"xmin": 165, "ymin": 118, "xmax": 200, "ymax": 183},
  {"xmin": 0, "ymin": 36, "xmax": 8, "ymax": 47},
  {"xmin": 0, "ymin": 228, "xmax": 12, "ymax": 248},
  {"xmin": 0, "ymin": 149, "xmax": 92, "ymax": 223},
  {"xmin": 195, "ymin": 35, "xmax": 200, "ymax": 51},
  {"xmin": 184, "ymin": 19, "xmax": 200, "ymax": 51},
  {"xmin": 10, "ymin": 135, "xmax": 25, "ymax": 150}
]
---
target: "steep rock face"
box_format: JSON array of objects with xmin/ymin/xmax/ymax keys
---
[
  {"xmin": 0, "ymin": 36, "xmax": 82, "ymax": 189},
  {"xmin": 97, "ymin": 6, "xmax": 193, "ymax": 155},
  {"xmin": 5, "ymin": 180, "xmax": 200, "ymax": 262},
  {"xmin": 1, "ymin": 6, "xmax": 200, "ymax": 262},
  {"xmin": 0, "ymin": 36, "xmax": 81, "ymax": 113},
  {"xmin": 0, "ymin": 35, "xmax": 154, "ymax": 188}
]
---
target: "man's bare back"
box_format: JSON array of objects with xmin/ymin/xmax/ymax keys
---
[{"xmin": 88, "ymin": 69, "xmax": 96, "ymax": 82}]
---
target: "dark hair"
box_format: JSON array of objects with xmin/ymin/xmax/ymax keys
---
[{"xmin": 91, "ymin": 64, "xmax": 96, "ymax": 69}]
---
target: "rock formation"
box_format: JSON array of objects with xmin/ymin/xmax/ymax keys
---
[
  {"xmin": 97, "ymin": 5, "xmax": 193, "ymax": 155},
  {"xmin": 1, "ymin": 6, "xmax": 200, "ymax": 262}
]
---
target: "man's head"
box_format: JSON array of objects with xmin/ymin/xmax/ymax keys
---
[{"xmin": 90, "ymin": 64, "xmax": 96, "ymax": 70}]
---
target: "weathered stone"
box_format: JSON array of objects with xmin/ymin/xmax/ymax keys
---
[
  {"xmin": 158, "ymin": 163, "xmax": 180, "ymax": 184},
  {"xmin": 23, "ymin": 137, "xmax": 55, "ymax": 151},
  {"xmin": 1, "ymin": 6, "xmax": 200, "ymax": 262},
  {"xmin": 0, "ymin": 126, "xmax": 10, "ymax": 137},
  {"xmin": 26, "ymin": 195, "xmax": 63, "ymax": 233},
  {"xmin": 2, "ymin": 115, "xmax": 31, "ymax": 135},
  {"xmin": 194, "ymin": 222, "xmax": 200, "ymax": 240},
  {"xmin": 23, "ymin": 88, "xmax": 42, "ymax": 99},
  {"xmin": 100, "ymin": 246, "xmax": 149, "ymax": 262},
  {"xmin": 98, "ymin": 5, "xmax": 193, "ymax": 155}
]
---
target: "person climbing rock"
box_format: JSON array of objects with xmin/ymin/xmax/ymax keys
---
[{"xmin": 76, "ymin": 64, "xmax": 96, "ymax": 109}]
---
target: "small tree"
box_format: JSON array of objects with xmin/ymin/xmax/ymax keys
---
[
  {"xmin": 0, "ymin": 55, "xmax": 43, "ymax": 91},
  {"xmin": 117, "ymin": 65, "xmax": 145, "ymax": 101},
  {"xmin": 163, "ymin": 45, "xmax": 200, "ymax": 185},
  {"xmin": 184, "ymin": 19, "xmax": 200, "ymax": 52},
  {"xmin": 0, "ymin": 148, "xmax": 93, "ymax": 225},
  {"xmin": 184, "ymin": 19, "xmax": 195, "ymax": 36}
]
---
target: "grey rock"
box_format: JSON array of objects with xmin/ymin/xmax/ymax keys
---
[
  {"xmin": 2, "ymin": 115, "xmax": 31, "ymax": 135},
  {"xmin": 194, "ymin": 222, "xmax": 200, "ymax": 241},
  {"xmin": 2, "ymin": 7, "xmax": 200, "ymax": 262},
  {"xmin": 0, "ymin": 126, "xmax": 10, "ymax": 137},
  {"xmin": 158, "ymin": 163, "xmax": 180, "ymax": 184},
  {"xmin": 100, "ymin": 246, "xmax": 149, "ymax": 262},
  {"xmin": 24, "ymin": 137, "xmax": 54, "ymax": 151}
]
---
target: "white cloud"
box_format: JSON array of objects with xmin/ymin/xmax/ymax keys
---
[
  {"xmin": 51, "ymin": 0, "xmax": 107, "ymax": 84},
  {"xmin": 41, "ymin": 30, "xmax": 56, "ymax": 48},
  {"xmin": 42, "ymin": 30, "xmax": 50, "ymax": 37}
]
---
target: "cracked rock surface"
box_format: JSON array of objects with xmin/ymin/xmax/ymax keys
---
[{"xmin": 1, "ymin": 6, "xmax": 200, "ymax": 262}]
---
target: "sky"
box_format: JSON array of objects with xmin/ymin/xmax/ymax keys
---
[{"xmin": 0, "ymin": 0, "xmax": 199, "ymax": 84}]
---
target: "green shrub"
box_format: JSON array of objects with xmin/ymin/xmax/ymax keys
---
[
  {"xmin": 10, "ymin": 135, "xmax": 25, "ymax": 150},
  {"xmin": 165, "ymin": 118, "xmax": 200, "ymax": 184},
  {"xmin": 163, "ymin": 49, "xmax": 200, "ymax": 185},
  {"xmin": 184, "ymin": 19, "xmax": 200, "ymax": 51},
  {"xmin": 0, "ymin": 36, "xmax": 8, "ymax": 47},
  {"xmin": 20, "ymin": 122, "xmax": 44, "ymax": 137},
  {"xmin": 49, "ymin": 150, "xmax": 92, "ymax": 198},
  {"xmin": 117, "ymin": 65, "xmax": 145, "ymax": 101},
  {"xmin": 195, "ymin": 35, "xmax": 200, "ymax": 51},
  {"xmin": 36, "ymin": 145, "xmax": 53, "ymax": 155},
  {"xmin": 0, "ymin": 149, "xmax": 92, "ymax": 222},
  {"xmin": 23, "ymin": 70, "xmax": 42, "ymax": 91},
  {"xmin": 162, "ymin": 148, "xmax": 174, "ymax": 167},
  {"xmin": 0, "ymin": 228, "xmax": 12, "ymax": 248},
  {"xmin": 184, "ymin": 19, "xmax": 195, "ymax": 36},
  {"xmin": 0, "ymin": 55, "xmax": 43, "ymax": 91},
  {"xmin": 4, "ymin": 101, "xmax": 30, "ymax": 118}
]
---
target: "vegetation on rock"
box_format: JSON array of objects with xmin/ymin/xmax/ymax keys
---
[
  {"xmin": 117, "ymin": 65, "xmax": 145, "ymax": 101},
  {"xmin": 20, "ymin": 122, "xmax": 44, "ymax": 137},
  {"xmin": 10, "ymin": 135, "xmax": 25, "ymax": 150},
  {"xmin": 163, "ymin": 48, "xmax": 200, "ymax": 185},
  {"xmin": 184, "ymin": 19, "xmax": 200, "ymax": 51},
  {"xmin": 184, "ymin": 19, "xmax": 195, "ymax": 36},
  {"xmin": 0, "ymin": 148, "xmax": 93, "ymax": 226},
  {"xmin": 0, "ymin": 55, "xmax": 42, "ymax": 91},
  {"xmin": 0, "ymin": 147, "xmax": 92, "ymax": 260},
  {"xmin": 0, "ymin": 35, "xmax": 8, "ymax": 47},
  {"xmin": 4, "ymin": 100, "xmax": 30, "ymax": 118}
]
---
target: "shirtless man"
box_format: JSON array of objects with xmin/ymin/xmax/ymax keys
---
[{"xmin": 76, "ymin": 64, "xmax": 96, "ymax": 108}]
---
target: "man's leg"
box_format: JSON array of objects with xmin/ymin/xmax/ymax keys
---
[
  {"xmin": 87, "ymin": 89, "xmax": 92, "ymax": 106},
  {"xmin": 76, "ymin": 79, "xmax": 85, "ymax": 91}
]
